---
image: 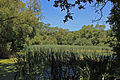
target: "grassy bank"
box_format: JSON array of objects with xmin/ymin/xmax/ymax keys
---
[{"xmin": 0, "ymin": 58, "xmax": 16, "ymax": 80}]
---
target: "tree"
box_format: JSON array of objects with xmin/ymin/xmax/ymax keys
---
[
  {"xmin": 48, "ymin": 0, "xmax": 119, "ymax": 22},
  {"xmin": 107, "ymin": 2, "xmax": 120, "ymax": 55},
  {"xmin": 48, "ymin": 0, "xmax": 120, "ymax": 78},
  {"xmin": 55, "ymin": 28, "xmax": 68, "ymax": 45},
  {"xmin": 73, "ymin": 38, "xmax": 93, "ymax": 46},
  {"xmin": 48, "ymin": 0, "xmax": 120, "ymax": 52},
  {"xmin": 0, "ymin": 0, "xmax": 42, "ymax": 58},
  {"xmin": 106, "ymin": 2, "xmax": 120, "ymax": 77}
]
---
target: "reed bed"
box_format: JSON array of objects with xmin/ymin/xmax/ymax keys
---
[
  {"xmin": 14, "ymin": 45, "xmax": 115, "ymax": 80},
  {"xmin": 25, "ymin": 45, "xmax": 114, "ymax": 56}
]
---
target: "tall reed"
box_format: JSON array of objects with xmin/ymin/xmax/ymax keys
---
[{"xmin": 14, "ymin": 45, "xmax": 115, "ymax": 80}]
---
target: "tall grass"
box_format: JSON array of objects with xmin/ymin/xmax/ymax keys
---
[
  {"xmin": 25, "ymin": 45, "xmax": 114, "ymax": 56},
  {"xmin": 14, "ymin": 45, "xmax": 115, "ymax": 80}
]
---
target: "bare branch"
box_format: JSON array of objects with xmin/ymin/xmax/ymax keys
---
[{"xmin": 92, "ymin": 0, "xmax": 109, "ymax": 22}]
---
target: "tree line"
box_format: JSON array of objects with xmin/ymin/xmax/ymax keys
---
[
  {"xmin": 28, "ymin": 23, "xmax": 114, "ymax": 47},
  {"xmin": 0, "ymin": 0, "xmax": 117, "ymax": 59}
]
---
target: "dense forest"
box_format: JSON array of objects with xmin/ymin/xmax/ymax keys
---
[{"xmin": 0, "ymin": 0, "xmax": 120, "ymax": 80}]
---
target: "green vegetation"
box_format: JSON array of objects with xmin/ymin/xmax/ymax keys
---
[
  {"xmin": 0, "ymin": 0, "xmax": 41, "ymax": 58},
  {"xmin": 26, "ymin": 45, "xmax": 113, "ymax": 56},
  {"xmin": 13, "ymin": 45, "xmax": 115, "ymax": 80},
  {"xmin": 0, "ymin": 0, "xmax": 114, "ymax": 59},
  {"xmin": 0, "ymin": 45, "xmax": 114, "ymax": 80},
  {"xmin": 0, "ymin": 0, "xmax": 120, "ymax": 80},
  {"xmin": 29, "ymin": 24, "xmax": 113, "ymax": 46},
  {"xmin": 0, "ymin": 58, "xmax": 16, "ymax": 80}
]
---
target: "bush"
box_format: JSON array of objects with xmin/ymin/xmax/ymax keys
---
[{"xmin": 0, "ymin": 44, "xmax": 10, "ymax": 59}]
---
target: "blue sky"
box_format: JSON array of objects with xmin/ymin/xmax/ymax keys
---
[{"xmin": 40, "ymin": 0, "xmax": 112, "ymax": 31}]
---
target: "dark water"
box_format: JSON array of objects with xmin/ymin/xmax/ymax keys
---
[{"xmin": 14, "ymin": 55, "xmax": 120, "ymax": 80}]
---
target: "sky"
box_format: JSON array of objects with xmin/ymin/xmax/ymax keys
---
[{"xmin": 40, "ymin": 0, "xmax": 113, "ymax": 31}]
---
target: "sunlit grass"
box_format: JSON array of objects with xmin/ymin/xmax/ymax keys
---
[
  {"xmin": 0, "ymin": 58, "xmax": 16, "ymax": 64},
  {"xmin": 25, "ymin": 45, "xmax": 114, "ymax": 56},
  {"xmin": 0, "ymin": 58, "xmax": 17, "ymax": 80}
]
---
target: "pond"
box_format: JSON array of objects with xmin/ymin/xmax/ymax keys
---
[{"xmin": 14, "ymin": 53, "xmax": 118, "ymax": 80}]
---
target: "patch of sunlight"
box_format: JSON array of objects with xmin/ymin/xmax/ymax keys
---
[{"xmin": 0, "ymin": 58, "xmax": 16, "ymax": 64}]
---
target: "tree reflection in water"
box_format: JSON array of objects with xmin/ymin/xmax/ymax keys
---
[{"xmin": 14, "ymin": 52, "xmax": 119, "ymax": 80}]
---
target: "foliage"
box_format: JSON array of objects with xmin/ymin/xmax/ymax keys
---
[
  {"xmin": 29, "ymin": 24, "xmax": 112, "ymax": 46},
  {"xmin": 0, "ymin": 0, "xmax": 120, "ymax": 79},
  {"xmin": 26, "ymin": 45, "xmax": 113, "ymax": 56},
  {"xmin": 14, "ymin": 45, "xmax": 115, "ymax": 80},
  {"xmin": 107, "ymin": 2, "xmax": 120, "ymax": 79},
  {"xmin": 73, "ymin": 38, "xmax": 93, "ymax": 46},
  {"xmin": 0, "ymin": 58, "xmax": 17, "ymax": 80},
  {"xmin": 0, "ymin": 0, "xmax": 42, "ymax": 58},
  {"xmin": 0, "ymin": 1, "xmax": 113, "ymax": 59},
  {"xmin": 107, "ymin": 2, "xmax": 120, "ymax": 55},
  {"xmin": 48, "ymin": 0, "xmax": 119, "ymax": 22}
]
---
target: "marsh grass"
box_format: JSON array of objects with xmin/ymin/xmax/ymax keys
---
[
  {"xmin": 13, "ymin": 45, "xmax": 115, "ymax": 80},
  {"xmin": 0, "ymin": 45, "xmax": 115, "ymax": 80}
]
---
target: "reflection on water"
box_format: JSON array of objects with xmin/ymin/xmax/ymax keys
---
[{"xmin": 14, "ymin": 53, "xmax": 120, "ymax": 80}]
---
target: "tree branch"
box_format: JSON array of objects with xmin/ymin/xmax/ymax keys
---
[{"xmin": 92, "ymin": 0, "xmax": 108, "ymax": 22}]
